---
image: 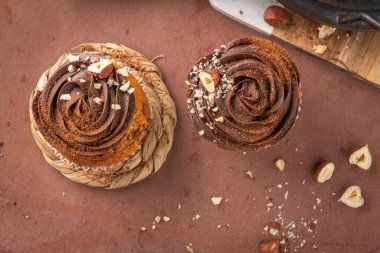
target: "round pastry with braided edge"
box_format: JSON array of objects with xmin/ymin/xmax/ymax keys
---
[
  {"xmin": 30, "ymin": 43, "xmax": 176, "ymax": 189},
  {"xmin": 186, "ymin": 37, "xmax": 301, "ymax": 151}
]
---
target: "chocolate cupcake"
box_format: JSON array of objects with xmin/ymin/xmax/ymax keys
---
[
  {"xmin": 186, "ymin": 37, "xmax": 301, "ymax": 151},
  {"xmin": 30, "ymin": 43, "xmax": 176, "ymax": 188}
]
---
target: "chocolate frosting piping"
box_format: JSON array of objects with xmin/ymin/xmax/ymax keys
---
[
  {"xmin": 187, "ymin": 37, "xmax": 301, "ymax": 151},
  {"xmin": 32, "ymin": 55, "xmax": 149, "ymax": 166}
]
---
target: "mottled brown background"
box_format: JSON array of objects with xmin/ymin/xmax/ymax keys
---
[{"xmin": 0, "ymin": 1, "xmax": 379, "ymax": 253}]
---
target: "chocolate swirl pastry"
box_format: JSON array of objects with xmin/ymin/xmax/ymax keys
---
[
  {"xmin": 32, "ymin": 57, "xmax": 147, "ymax": 167},
  {"xmin": 30, "ymin": 43, "xmax": 176, "ymax": 188},
  {"xmin": 186, "ymin": 37, "xmax": 301, "ymax": 151}
]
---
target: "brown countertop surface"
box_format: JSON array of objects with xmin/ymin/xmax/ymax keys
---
[{"xmin": 1, "ymin": 1, "xmax": 379, "ymax": 252}]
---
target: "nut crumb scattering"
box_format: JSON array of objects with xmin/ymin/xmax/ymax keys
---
[
  {"xmin": 246, "ymin": 170, "xmax": 254, "ymax": 179},
  {"xmin": 154, "ymin": 216, "xmax": 161, "ymax": 223},
  {"xmin": 275, "ymin": 159, "xmax": 285, "ymax": 171},
  {"xmin": 211, "ymin": 197, "xmax": 223, "ymax": 205},
  {"xmin": 162, "ymin": 216, "xmax": 171, "ymax": 222}
]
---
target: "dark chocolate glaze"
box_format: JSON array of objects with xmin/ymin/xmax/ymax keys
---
[{"xmin": 186, "ymin": 37, "xmax": 301, "ymax": 151}]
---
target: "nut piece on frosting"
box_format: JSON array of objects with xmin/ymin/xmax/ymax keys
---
[
  {"xmin": 349, "ymin": 144, "xmax": 372, "ymax": 170},
  {"xmin": 88, "ymin": 59, "xmax": 113, "ymax": 79},
  {"xmin": 59, "ymin": 94, "xmax": 71, "ymax": 101},
  {"xmin": 259, "ymin": 239, "xmax": 280, "ymax": 253},
  {"xmin": 338, "ymin": 185, "xmax": 364, "ymax": 208},
  {"xmin": 314, "ymin": 160, "xmax": 334, "ymax": 183},
  {"xmin": 199, "ymin": 71, "xmax": 219, "ymax": 93}
]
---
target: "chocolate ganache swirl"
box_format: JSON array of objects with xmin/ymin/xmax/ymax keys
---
[
  {"xmin": 32, "ymin": 55, "xmax": 150, "ymax": 167},
  {"xmin": 186, "ymin": 37, "xmax": 301, "ymax": 151}
]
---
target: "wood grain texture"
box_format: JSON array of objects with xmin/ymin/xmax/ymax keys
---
[{"xmin": 272, "ymin": 12, "xmax": 380, "ymax": 88}]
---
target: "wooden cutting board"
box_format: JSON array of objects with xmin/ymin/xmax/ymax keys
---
[{"xmin": 210, "ymin": 0, "xmax": 380, "ymax": 88}]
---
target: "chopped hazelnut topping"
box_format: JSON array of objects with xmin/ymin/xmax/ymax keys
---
[
  {"xmin": 215, "ymin": 116, "xmax": 224, "ymax": 123},
  {"xmin": 93, "ymin": 97, "xmax": 103, "ymax": 105},
  {"xmin": 127, "ymin": 87, "xmax": 135, "ymax": 94},
  {"xmin": 111, "ymin": 104, "xmax": 121, "ymax": 110},
  {"xmin": 116, "ymin": 67, "xmax": 129, "ymax": 77},
  {"xmin": 59, "ymin": 94, "xmax": 71, "ymax": 101},
  {"xmin": 67, "ymin": 55, "xmax": 80, "ymax": 62},
  {"xmin": 119, "ymin": 81, "xmax": 131, "ymax": 92},
  {"xmin": 94, "ymin": 83, "xmax": 102, "ymax": 89},
  {"xmin": 68, "ymin": 65, "xmax": 76, "ymax": 72}
]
